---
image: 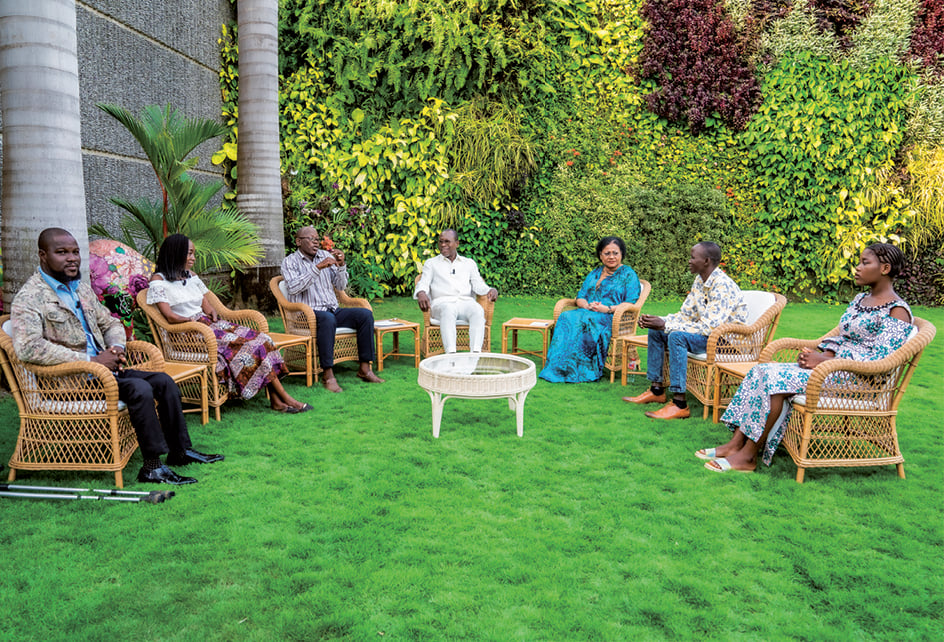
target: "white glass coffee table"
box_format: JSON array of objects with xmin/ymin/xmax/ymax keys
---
[{"xmin": 417, "ymin": 353, "xmax": 537, "ymax": 438}]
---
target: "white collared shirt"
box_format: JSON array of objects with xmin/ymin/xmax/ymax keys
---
[{"xmin": 414, "ymin": 254, "xmax": 492, "ymax": 303}]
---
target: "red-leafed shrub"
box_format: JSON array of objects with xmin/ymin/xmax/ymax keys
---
[
  {"xmin": 739, "ymin": 0, "xmax": 794, "ymax": 67},
  {"xmin": 908, "ymin": 0, "xmax": 944, "ymax": 77},
  {"xmin": 808, "ymin": 0, "xmax": 874, "ymax": 50},
  {"xmin": 638, "ymin": 0, "xmax": 760, "ymax": 133}
]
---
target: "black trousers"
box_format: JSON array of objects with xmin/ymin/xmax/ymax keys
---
[
  {"xmin": 116, "ymin": 369, "xmax": 191, "ymax": 459},
  {"xmin": 313, "ymin": 308, "xmax": 375, "ymax": 369}
]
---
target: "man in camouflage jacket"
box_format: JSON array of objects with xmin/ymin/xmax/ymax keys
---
[{"xmin": 10, "ymin": 228, "xmax": 223, "ymax": 484}]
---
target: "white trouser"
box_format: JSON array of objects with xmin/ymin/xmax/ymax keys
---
[{"xmin": 431, "ymin": 299, "xmax": 486, "ymax": 353}]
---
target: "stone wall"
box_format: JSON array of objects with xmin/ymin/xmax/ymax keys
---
[
  {"xmin": 76, "ymin": 0, "xmax": 233, "ymax": 233},
  {"xmin": 0, "ymin": 1, "xmax": 232, "ymax": 241}
]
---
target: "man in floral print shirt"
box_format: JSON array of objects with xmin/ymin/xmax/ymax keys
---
[{"xmin": 624, "ymin": 242, "xmax": 747, "ymax": 420}]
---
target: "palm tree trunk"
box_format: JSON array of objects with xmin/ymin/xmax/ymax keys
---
[
  {"xmin": 236, "ymin": 0, "xmax": 284, "ymax": 267},
  {"xmin": 0, "ymin": 0, "xmax": 88, "ymax": 304}
]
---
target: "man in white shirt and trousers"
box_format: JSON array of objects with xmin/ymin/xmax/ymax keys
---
[{"xmin": 414, "ymin": 229, "xmax": 498, "ymax": 353}]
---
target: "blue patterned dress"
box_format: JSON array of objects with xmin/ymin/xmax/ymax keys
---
[
  {"xmin": 721, "ymin": 293, "xmax": 914, "ymax": 465},
  {"xmin": 539, "ymin": 265, "xmax": 641, "ymax": 383}
]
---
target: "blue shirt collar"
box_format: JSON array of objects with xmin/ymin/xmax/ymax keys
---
[{"xmin": 39, "ymin": 267, "xmax": 80, "ymax": 296}]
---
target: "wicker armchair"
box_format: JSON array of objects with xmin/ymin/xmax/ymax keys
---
[
  {"xmin": 136, "ymin": 288, "xmax": 313, "ymax": 420},
  {"xmin": 625, "ymin": 290, "xmax": 786, "ymax": 419},
  {"xmin": 691, "ymin": 291, "xmax": 788, "ymax": 421},
  {"xmin": 414, "ymin": 275, "xmax": 496, "ymax": 357},
  {"xmin": 268, "ymin": 276, "xmax": 373, "ymax": 380},
  {"xmin": 551, "ymin": 279, "xmax": 651, "ymax": 383},
  {"xmin": 0, "ymin": 315, "xmax": 166, "ymax": 488},
  {"xmin": 761, "ymin": 317, "xmax": 935, "ymax": 483}
]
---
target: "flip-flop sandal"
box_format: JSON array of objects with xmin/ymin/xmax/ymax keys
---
[
  {"xmin": 704, "ymin": 457, "xmax": 753, "ymax": 474},
  {"xmin": 281, "ymin": 403, "xmax": 313, "ymax": 414},
  {"xmin": 695, "ymin": 447, "xmax": 719, "ymax": 460}
]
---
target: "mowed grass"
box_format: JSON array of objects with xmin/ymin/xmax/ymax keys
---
[{"xmin": 0, "ymin": 296, "xmax": 940, "ymax": 641}]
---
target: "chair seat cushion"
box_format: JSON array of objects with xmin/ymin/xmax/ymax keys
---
[
  {"xmin": 687, "ymin": 352, "xmax": 708, "ymax": 361},
  {"xmin": 29, "ymin": 394, "xmax": 127, "ymax": 414},
  {"xmin": 430, "ymin": 319, "xmax": 471, "ymax": 327},
  {"xmin": 792, "ymin": 394, "xmax": 882, "ymax": 411}
]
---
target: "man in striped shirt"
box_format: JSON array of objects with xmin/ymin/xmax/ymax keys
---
[{"xmin": 281, "ymin": 227, "xmax": 384, "ymax": 392}]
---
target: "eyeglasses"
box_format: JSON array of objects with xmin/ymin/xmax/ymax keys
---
[
  {"xmin": 601, "ymin": 251, "xmax": 621, "ymax": 257},
  {"xmin": 297, "ymin": 236, "xmax": 320, "ymax": 242}
]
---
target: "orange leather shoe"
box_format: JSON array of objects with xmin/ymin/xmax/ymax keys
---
[
  {"xmin": 622, "ymin": 390, "xmax": 667, "ymax": 404},
  {"xmin": 645, "ymin": 402, "xmax": 691, "ymax": 419}
]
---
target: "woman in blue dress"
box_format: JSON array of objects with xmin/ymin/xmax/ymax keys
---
[
  {"xmin": 697, "ymin": 243, "xmax": 914, "ymax": 473},
  {"xmin": 540, "ymin": 236, "xmax": 641, "ymax": 383}
]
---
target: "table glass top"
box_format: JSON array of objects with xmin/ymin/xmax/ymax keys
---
[{"xmin": 422, "ymin": 353, "xmax": 533, "ymax": 376}]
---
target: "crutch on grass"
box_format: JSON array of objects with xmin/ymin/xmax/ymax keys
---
[{"xmin": 0, "ymin": 483, "xmax": 175, "ymax": 504}]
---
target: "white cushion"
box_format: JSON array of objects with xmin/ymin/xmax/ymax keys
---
[
  {"xmin": 2, "ymin": 320, "xmax": 11, "ymax": 335},
  {"xmin": 792, "ymin": 394, "xmax": 881, "ymax": 411},
  {"xmin": 687, "ymin": 352, "xmax": 708, "ymax": 361},
  {"xmin": 29, "ymin": 395, "xmax": 127, "ymax": 414},
  {"xmin": 740, "ymin": 290, "xmax": 777, "ymax": 325},
  {"xmin": 430, "ymin": 318, "xmax": 471, "ymax": 328}
]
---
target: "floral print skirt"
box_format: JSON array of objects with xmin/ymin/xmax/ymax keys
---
[
  {"xmin": 200, "ymin": 317, "xmax": 287, "ymax": 400},
  {"xmin": 720, "ymin": 362, "xmax": 810, "ymax": 466}
]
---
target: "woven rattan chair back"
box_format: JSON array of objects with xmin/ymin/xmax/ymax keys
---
[{"xmin": 0, "ymin": 315, "xmax": 166, "ymax": 488}]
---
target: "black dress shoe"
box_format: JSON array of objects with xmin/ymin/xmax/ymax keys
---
[
  {"xmin": 137, "ymin": 464, "xmax": 197, "ymax": 485},
  {"xmin": 166, "ymin": 449, "xmax": 225, "ymax": 465}
]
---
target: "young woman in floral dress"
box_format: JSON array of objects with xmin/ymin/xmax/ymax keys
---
[{"xmin": 697, "ymin": 243, "xmax": 913, "ymax": 473}]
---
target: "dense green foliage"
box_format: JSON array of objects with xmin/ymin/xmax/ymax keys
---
[
  {"xmin": 500, "ymin": 164, "xmax": 731, "ymax": 297},
  {"xmin": 242, "ymin": 0, "xmax": 944, "ymax": 303},
  {"xmin": 744, "ymin": 52, "xmax": 913, "ymax": 297}
]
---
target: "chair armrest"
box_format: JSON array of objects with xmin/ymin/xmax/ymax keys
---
[
  {"xmin": 124, "ymin": 340, "xmax": 165, "ymax": 371},
  {"xmin": 278, "ymin": 298, "xmax": 319, "ymax": 337},
  {"xmin": 612, "ymin": 300, "xmax": 643, "ymax": 337},
  {"xmin": 476, "ymin": 293, "xmax": 495, "ymax": 324},
  {"xmin": 706, "ymin": 321, "xmax": 762, "ymax": 363},
  {"xmin": 760, "ymin": 326, "xmax": 840, "ymax": 363},
  {"xmin": 800, "ymin": 357, "xmax": 896, "ymax": 409},
  {"xmin": 337, "ymin": 289, "xmax": 372, "ymax": 311},
  {"xmin": 149, "ymin": 317, "xmax": 218, "ymax": 364},
  {"xmin": 553, "ymin": 299, "xmax": 577, "ymax": 323},
  {"xmin": 17, "ymin": 359, "xmax": 123, "ymax": 411},
  {"xmin": 206, "ymin": 292, "xmax": 268, "ymax": 332}
]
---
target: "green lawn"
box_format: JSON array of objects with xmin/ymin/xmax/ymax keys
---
[{"xmin": 0, "ymin": 297, "xmax": 940, "ymax": 641}]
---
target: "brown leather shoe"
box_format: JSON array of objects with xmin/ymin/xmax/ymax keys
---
[
  {"xmin": 645, "ymin": 402, "xmax": 691, "ymax": 420},
  {"xmin": 323, "ymin": 377, "xmax": 343, "ymax": 393},
  {"xmin": 622, "ymin": 390, "xmax": 668, "ymax": 404}
]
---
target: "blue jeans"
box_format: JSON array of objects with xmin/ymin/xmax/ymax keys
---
[{"xmin": 645, "ymin": 329, "xmax": 709, "ymax": 394}]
